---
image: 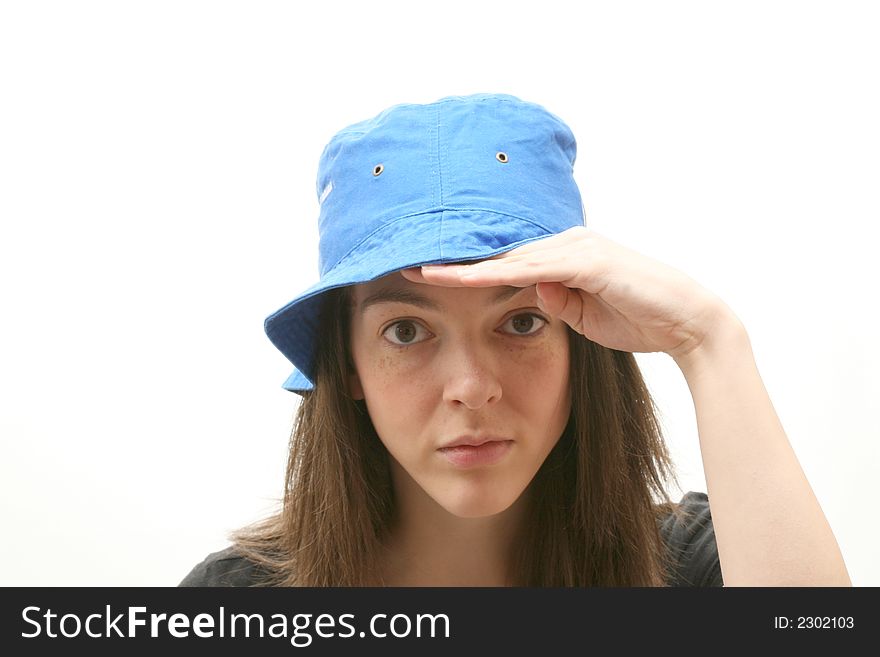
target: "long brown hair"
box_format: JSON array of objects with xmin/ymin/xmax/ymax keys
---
[{"xmin": 231, "ymin": 286, "xmax": 684, "ymax": 586}]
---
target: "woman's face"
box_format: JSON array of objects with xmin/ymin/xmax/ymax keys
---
[{"xmin": 348, "ymin": 272, "xmax": 571, "ymax": 519}]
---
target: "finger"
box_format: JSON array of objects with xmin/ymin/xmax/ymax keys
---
[
  {"xmin": 408, "ymin": 231, "xmax": 598, "ymax": 288},
  {"xmin": 419, "ymin": 240, "xmax": 583, "ymax": 281},
  {"xmin": 413, "ymin": 227, "xmax": 604, "ymax": 284},
  {"xmin": 425, "ymin": 254, "xmax": 603, "ymax": 294},
  {"xmin": 535, "ymin": 282, "xmax": 565, "ymax": 315},
  {"xmin": 416, "ymin": 229, "xmax": 590, "ymax": 279},
  {"xmin": 537, "ymin": 282, "xmax": 588, "ymax": 336},
  {"xmin": 402, "ymin": 265, "xmax": 474, "ymax": 287},
  {"xmin": 400, "ymin": 264, "xmax": 501, "ymax": 288},
  {"xmin": 399, "ymin": 267, "xmax": 430, "ymax": 284}
]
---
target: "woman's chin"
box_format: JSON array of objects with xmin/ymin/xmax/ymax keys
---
[{"xmin": 435, "ymin": 488, "xmax": 522, "ymax": 519}]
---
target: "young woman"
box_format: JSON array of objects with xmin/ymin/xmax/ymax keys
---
[{"xmin": 180, "ymin": 93, "xmax": 850, "ymax": 587}]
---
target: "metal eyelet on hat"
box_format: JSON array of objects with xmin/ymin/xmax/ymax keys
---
[
  {"xmin": 372, "ymin": 163, "xmax": 384, "ymax": 176},
  {"xmin": 495, "ymin": 151, "xmax": 509, "ymax": 163}
]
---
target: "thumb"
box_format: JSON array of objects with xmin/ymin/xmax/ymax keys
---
[{"xmin": 535, "ymin": 282, "xmax": 568, "ymax": 317}]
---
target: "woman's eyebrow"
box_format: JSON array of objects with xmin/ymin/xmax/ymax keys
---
[{"xmin": 359, "ymin": 285, "xmax": 528, "ymax": 313}]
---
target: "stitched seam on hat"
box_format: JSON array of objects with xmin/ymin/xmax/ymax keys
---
[
  {"xmin": 326, "ymin": 208, "xmax": 554, "ymax": 273},
  {"xmin": 435, "ymin": 95, "xmax": 518, "ymax": 106},
  {"xmin": 436, "ymin": 105, "xmax": 444, "ymax": 207},
  {"xmin": 436, "ymin": 105, "xmax": 445, "ymax": 257},
  {"xmin": 437, "ymin": 105, "xmax": 446, "ymax": 258}
]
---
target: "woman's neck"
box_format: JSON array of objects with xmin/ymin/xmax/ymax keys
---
[{"xmin": 380, "ymin": 465, "xmax": 529, "ymax": 587}]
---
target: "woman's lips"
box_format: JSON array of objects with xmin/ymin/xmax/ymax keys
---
[{"xmin": 438, "ymin": 440, "xmax": 513, "ymax": 468}]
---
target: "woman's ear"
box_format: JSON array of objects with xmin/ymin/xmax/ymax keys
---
[{"xmin": 348, "ymin": 370, "xmax": 364, "ymax": 400}]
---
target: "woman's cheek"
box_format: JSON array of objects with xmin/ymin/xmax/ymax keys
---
[
  {"xmin": 504, "ymin": 336, "xmax": 567, "ymax": 375},
  {"xmin": 361, "ymin": 330, "xmax": 567, "ymax": 394},
  {"xmin": 369, "ymin": 347, "xmax": 429, "ymax": 383},
  {"xmin": 361, "ymin": 349, "xmax": 436, "ymax": 412}
]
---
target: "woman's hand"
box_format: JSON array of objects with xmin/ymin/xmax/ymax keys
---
[{"xmin": 400, "ymin": 226, "xmax": 741, "ymax": 362}]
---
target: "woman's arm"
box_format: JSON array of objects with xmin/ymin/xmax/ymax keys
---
[
  {"xmin": 409, "ymin": 227, "xmax": 852, "ymax": 586},
  {"xmin": 672, "ymin": 304, "xmax": 851, "ymax": 586}
]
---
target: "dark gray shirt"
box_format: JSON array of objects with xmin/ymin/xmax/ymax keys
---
[{"xmin": 180, "ymin": 491, "xmax": 722, "ymax": 587}]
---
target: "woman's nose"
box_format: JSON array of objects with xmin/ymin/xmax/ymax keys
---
[{"xmin": 440, "ymin": 344, "xmax": 503, "ymax": 409}]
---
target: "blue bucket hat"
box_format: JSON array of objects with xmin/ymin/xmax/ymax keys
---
[{"xmin": 265, "ymin": 93, "xmax": 586, "ymax": 393}]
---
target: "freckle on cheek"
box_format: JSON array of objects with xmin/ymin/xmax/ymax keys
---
[
  {"xmin": 374, "ymin": 355, "xmax": 397, "ymax": 380},
  {"xmin": 528, "ymin": 340, "xmax": 568, "ymax": 380}
]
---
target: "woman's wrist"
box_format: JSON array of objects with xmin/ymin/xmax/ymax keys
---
[{"xmin": 669, "ymin": 300, "xmax": 751, "ymax": 381}]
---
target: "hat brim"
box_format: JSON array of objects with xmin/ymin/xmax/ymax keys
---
[
  {"xmin": 265, "ymin": 208, "xmax": 580, "ymax": 394},
  {"xmin": 282, "ymin": 368, "xmax": 315, "ymax": 392}
]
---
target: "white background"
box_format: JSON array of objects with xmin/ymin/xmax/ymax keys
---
[{"xmin": 1, "ymin": 1, "xmax": 877, "ymax": 586}]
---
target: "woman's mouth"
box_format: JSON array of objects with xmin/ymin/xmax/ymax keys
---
[{"xmin": 437, "ymin": 440, "xmax": 514, "ymax": 468}]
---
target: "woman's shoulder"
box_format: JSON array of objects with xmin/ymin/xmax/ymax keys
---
[
  {"xmin": 657, "ymin": 491, "xmax": 724, "ymax": 587},
  {"xmin": 178, "ymin": 545, "xmax": 266, "ymax": 587},
  {"xmin": 179, "ymin": 495, "xmax": 722, "ymax": 587}
]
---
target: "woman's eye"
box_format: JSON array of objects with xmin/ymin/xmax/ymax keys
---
[
  {"xmin": 501, "ymin": 313, "xmax": 547, "ymax": 336},
  {"xmin": 383, "ymin": 320, "xmax": 431, "ymax": 346},
  {"xmin": 383, "ymin": 314, "xmax": 546, "ymax": 346}
]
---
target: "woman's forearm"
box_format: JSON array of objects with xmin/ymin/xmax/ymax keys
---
[{"xmin": 672, "ymin": 306, "xmax": 851, "ymax": 586}]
